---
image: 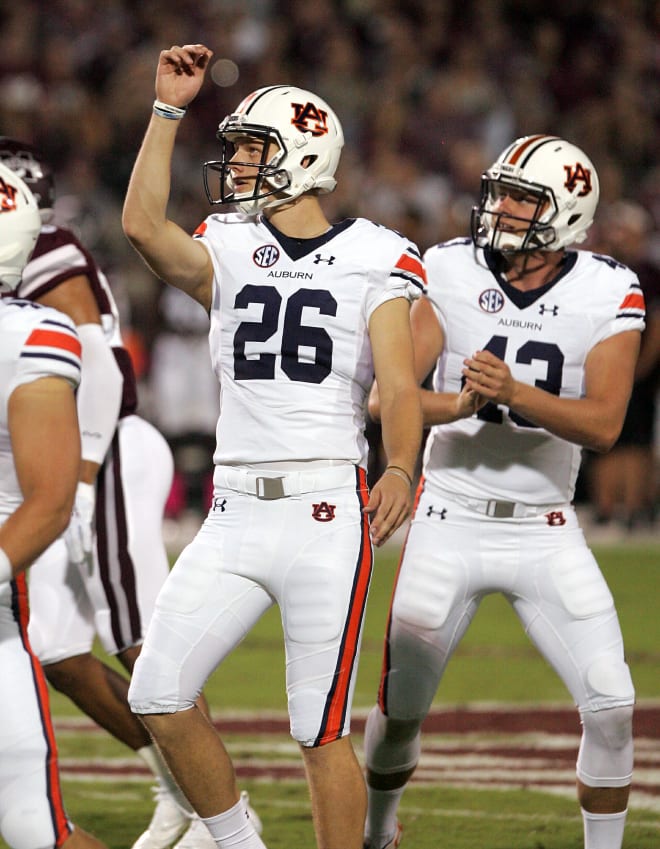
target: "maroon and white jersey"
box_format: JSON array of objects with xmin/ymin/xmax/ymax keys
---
[
  {"xmin": 15, "ymin": 224, "xmax": 137, "ymax": 416},
  {"xmin": 0, "ymin": 299, "xmax": 81, "ymax": 518},
  {"xmin": 195, "ymin": 214, "xmax": 425, "ymax": 467},
  {"xmin": 422, "ymin": 238, "xmax": 646, "ymax": 504}
]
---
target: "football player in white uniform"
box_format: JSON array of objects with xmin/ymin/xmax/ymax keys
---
[
  {"xmin": 363, "ymin": 136, "xmax": 644, "ymax": 849},
  {"xmin": 0, "ymin": 138, "xmax": 203, "ymax": 848},
  {"xmin": 0, "ymin": 163, "xmax": 109, "ymax": 848},
  {"xmin": 123, "ymin": 44, "xmax": 424, "ymax": 849}
]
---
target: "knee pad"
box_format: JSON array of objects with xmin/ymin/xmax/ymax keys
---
[
  {"xmin": 363, "ymin": 706, "xmax": 422, "ymax": 775},
  {"xmin": 584, "ymin": 655, "xmax": 635, "ymax": 712},
  {"xmin": 289, "ymin": 689, "xmax": 337, "ymax": 747},
  {"xmin": 576, "ymin": 704, "xmax": 634, "ymax": 788}
]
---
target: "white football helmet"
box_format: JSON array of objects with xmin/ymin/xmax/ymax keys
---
[
  {"xmin": 471, "ymin": 135, "xmax": 600, "ymax": 252},
  {"xmin": 0, "ymin": 162, "xmax": 41, "ymax": 292},
  {"xmin": 0, "ymin": 137, "xmax": 56, "ymax": 224},
  {"xmin": 203, "ymin": 85, "xmax": 344, "ymax": 215}
]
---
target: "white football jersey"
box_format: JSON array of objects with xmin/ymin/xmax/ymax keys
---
[
  {"xmin": 422, "ymin": 239, "xmax": 646, "ymax": 504},
  {"xmin": 0, "ymin": 299, "xmax": 81, "ymax": 517},
  {"xmin": 195, "ymin": 214, "xmax": 425, "ymax": 466}
]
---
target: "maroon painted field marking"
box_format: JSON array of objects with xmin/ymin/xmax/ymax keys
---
[{"xmin": 55, "ymin": 703, "xmax": 660, "ymax": 811}]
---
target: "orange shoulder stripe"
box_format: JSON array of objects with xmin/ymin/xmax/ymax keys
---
[
  {"xmin": 395, "ymin": 253, "xmax": 427, "ymax": 283},
  {"xmin": 26, "ymin": 328, "xmax": 82, "ymax": 357},
  {"xmin": 619, "ymin": 292, "xmax": 645, "ymax": 310}
]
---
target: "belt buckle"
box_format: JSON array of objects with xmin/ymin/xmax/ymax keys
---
[
  {"xmin": 486, "ymin": 500, "xmax": 516, "ymax": 518},
  {"xmin": 255, "ymin": 476, "xmax": 285, "ymax": 500}
]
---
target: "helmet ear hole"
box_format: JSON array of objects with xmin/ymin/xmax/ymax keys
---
[
  {"xmin": 270, "ymin": 170, "xmax": 289, "ymax": 189},
  {"xmin": 567, "ymin": 213, "xmax": 581, "ymax": 226}
]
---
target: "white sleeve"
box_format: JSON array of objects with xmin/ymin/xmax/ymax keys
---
[{"xmin": 76, "ymin": 323, "xmax": 123, "ymax": 464}]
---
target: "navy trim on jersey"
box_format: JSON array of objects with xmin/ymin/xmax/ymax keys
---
[
  {"xmin": 19, "ymin": 351, "xmax": 82, "ymax": 370},
  {"xmin": 43, "ymin": 317, "xmax": 78, "ymax": 331},
  {"xmin": 261, "ymin": 216, "xmax": 356, "ymax": 260},
  {"xmin": 391, "ymin": 271, "xmax": 425, "ymax": 291},
  {"xmin": 484, "ymin": 247, "xmax": 578, "ymax": 309}
]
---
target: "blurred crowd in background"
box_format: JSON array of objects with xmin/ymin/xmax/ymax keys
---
[{"xmin": 1, "ymin": 0, "xmax": 658, "ymax": 534}]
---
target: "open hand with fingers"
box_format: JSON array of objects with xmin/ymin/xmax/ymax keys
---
[
  {"xmin": 463, "ymin": 349, "xmax": 516, "ymax": 406},
  {"xmin": 363, "ymin": 466, "xmax": 413, "ymax": 547},
  {"xmin": 156, "ymin": 44, "xmax": 214, "ymax": 109}
]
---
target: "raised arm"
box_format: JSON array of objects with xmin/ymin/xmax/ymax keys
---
[{"xmin": 122, "ymin": 44, "xmax": 215, "ymax": 310}]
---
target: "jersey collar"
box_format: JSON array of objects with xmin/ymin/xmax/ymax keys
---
[
  {"xmin": 484, "ymin": 247, "xmax": 578, "ymax": 309},
  {"xmin": 260, "ymin": 216, "xmax": 355, "ymax": 260}
]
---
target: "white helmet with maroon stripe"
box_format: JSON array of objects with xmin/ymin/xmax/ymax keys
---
[
  {"xmin": 203, "ymin": 85, "xmax": 344, "ymax": 215},
  {"xmin": 471, "ymin": 135, "xmax": 599, "ymax": 252},
  {"xmin": 0, "ymin": 162, "xmax": 41, "ymax": 292}
]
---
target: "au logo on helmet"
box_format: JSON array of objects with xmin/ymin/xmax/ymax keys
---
[
  {"xmin": 0, "ymin": 176, "xmax": 19, "ymax": 211},
  {"xmin": 291, "ymin": 101, "xmax": 329, "ymax": 136},
  {"xmin": 564, "ymin": 162, "xmax": 593, "ymax": 197}
]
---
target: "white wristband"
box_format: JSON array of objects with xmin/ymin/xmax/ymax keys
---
[
  {"xmin": 0, "ymin": 547, "xmax": 12, "ymax": 582},
  {"xmin": 153, "ymin": 99, "xmax": 188, "ymax": 120}
]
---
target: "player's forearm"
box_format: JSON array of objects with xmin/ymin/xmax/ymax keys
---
[
  {"xmin": 420, "ymin": 388, "xmax": 480, "ymax": 426},
  {"xmin": 122, "ymin": 115, "xmax": 177, "ymax": 256},
  {"xmin": 506, "ymin": 381, "xmax": 627, "ymax": 453},
  {"xmin": 379, "ymin": 385, "xmax": 423, "ymax": 480},
  {"xmin": 123, "ymin": 115, "xmax": 212, "ymax": 306},
  {"xmin": 0, "ymin": 499, "xmax": 73, "ymax": 576}
]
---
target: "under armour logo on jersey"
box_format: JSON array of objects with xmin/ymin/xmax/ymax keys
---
[
  {"xmin": 313, "ymin": 254, "xmax": 335, "ymax": 265},
  {"xmin": 545, "ymin": 510, "xmax": 566, "ymax": 526},
  {"xmin": 539, "ymin": 304, "xmax": 559, "ymax": 316},
  {"xmin": 312, "ymin": 501, "xmax": 336, "ymax": 522},
  {"xmin": 291, "ymin": 101, "xmax": 329, "ymax": 136},
  {"xmin": 253, "ymin": 244, "xmax": 280, "ymax": 268},
  {"xmin": 563, "ymin": 162, "xmax": 593, "ymax": 197},
  {"xmin": 426, "ymin": 505, "xmax": 447, "ymax": 519},
  {"xmin": 212, "ymin": 497, "xmax": 227, "ymax": 512}
]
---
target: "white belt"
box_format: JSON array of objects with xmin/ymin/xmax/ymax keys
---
[
  {"xmin": 441, "ymin": 489, "xmax": 565, "ymax": 519},
  {"xmin": 213, "ymin": 464, "xmax": 359, "ymax": 500}
]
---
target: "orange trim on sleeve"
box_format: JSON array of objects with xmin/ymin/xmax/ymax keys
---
[
  {"xmin": 618, "ymin": 292, "xmax": 645, "ymax": 311},
  {"xmin": 395, "ymin": 253, "xmax": 427, "ymax": 283},
  {"xmin": 26, "ymin": 328, "xmax": 82, "ymax": 357}
]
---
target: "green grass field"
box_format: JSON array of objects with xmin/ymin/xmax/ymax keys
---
[{"xmin": 2, "ymin": 542, "xmax": 658, "ymax": 848}]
